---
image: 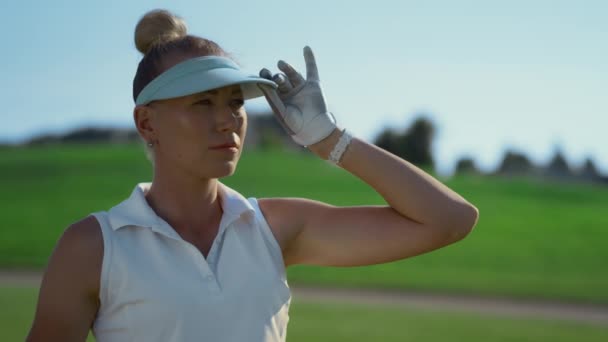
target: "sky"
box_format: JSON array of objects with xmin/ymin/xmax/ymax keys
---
[{"xmin": 1, "ymin": 0, "xmax": 606, "ymax": 176}]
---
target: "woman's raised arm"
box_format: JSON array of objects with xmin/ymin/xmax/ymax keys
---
[{"xmin": 257, "ymin": 46, "xmax": 478, "ymax": 267}]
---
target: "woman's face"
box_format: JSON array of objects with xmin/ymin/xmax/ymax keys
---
[{"xmin": 137, "ymin": 83, "xmax": 247, "ymax": 179}]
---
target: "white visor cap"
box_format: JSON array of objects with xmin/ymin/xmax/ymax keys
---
[{"xmin": 135, "ymin": 56, "xmax": 277, "ymax": 105}]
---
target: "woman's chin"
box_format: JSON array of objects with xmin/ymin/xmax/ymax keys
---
[{"xmin": 209, "ymin": 161, "xmax": 238, "ymax": 179}]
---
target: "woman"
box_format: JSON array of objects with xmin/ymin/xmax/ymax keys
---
[{"xmin": 27, "ymin": 9, "xmax": 478, "ymax": 342}]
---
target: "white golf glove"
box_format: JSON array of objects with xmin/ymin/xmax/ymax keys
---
[{"xmin": 257, "ymin": 46, "xmax": 337, "ymax": 147}]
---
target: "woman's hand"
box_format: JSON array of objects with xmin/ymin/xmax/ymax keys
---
[{"xmin": 257, "ymin": 46, "xmax": 337, "ymax": 147}]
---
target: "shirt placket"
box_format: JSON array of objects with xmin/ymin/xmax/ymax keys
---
[
  {"xmin": 186, "ymin": 214, "xmax": 238, "ymax": 294},
  {"xmin": 153, "ymin": 218, "xmax": 230, "ymax": 295},
  {"xmin": 183, "ymin": 241, "xmax": 222, "ymax": 294}
]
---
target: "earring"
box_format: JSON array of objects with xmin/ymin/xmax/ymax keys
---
[{"xmin": 147, "ymin": 141, "xmax": 154, "ymax": 147}]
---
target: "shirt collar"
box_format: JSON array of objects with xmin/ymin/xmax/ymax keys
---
[{"xmin": 107, "ymin": 181, "xmax": 256, "ymax": 237}]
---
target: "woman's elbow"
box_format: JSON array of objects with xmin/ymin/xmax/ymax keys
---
[{"xmin": 443, "ymin": 202, "xmax": 479, "ymax": 242}]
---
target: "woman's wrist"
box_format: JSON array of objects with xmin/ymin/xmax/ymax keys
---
[{"xmin": 307, "ymin": 128, "xmax": 343, "ymax": 160}]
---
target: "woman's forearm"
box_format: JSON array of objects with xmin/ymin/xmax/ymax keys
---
[{"xmin": 309, "ymin": 128, "xmax": 479, "ymax": 233}]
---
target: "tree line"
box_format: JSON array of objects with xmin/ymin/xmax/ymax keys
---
[
  {"xmin": 5, "ymin": 114, "xmax": 606, "ymax": 185},
  {"xmin": 372, "ymin": 115, "xmax": 607, "ymax": 185}
]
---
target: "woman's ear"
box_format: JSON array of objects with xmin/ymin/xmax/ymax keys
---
[{"xmin": 133, "ymin": 105, "xmax": 158, "ymax": 142}]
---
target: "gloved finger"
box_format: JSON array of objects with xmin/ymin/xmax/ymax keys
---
[
  {"xmin": 259, "ymin": 68, "xmax": 273, "ymax": 80},
  {"xmin": 272, "ymin": 73, "xmax": 294, "ymax": 94},
  {"xmin": 303, "ymin": 46, "xmax": 320, "ymax": 81},
  {"xmin": 277, "ymin": 60, "xmax": 306, "ymax": 88},
  {"xmin": 257, "ymin": 84, "xmax": 296, "ymax": 135}
]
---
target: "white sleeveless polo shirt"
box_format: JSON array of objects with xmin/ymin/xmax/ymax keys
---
[{"xmin": 90, "ymin": 182, "xmax": 291, "ymax": 342}]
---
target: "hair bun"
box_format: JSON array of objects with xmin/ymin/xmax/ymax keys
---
[{"xmin": 134, "ymin": 9, "xmax": 188, "ymax": 55}]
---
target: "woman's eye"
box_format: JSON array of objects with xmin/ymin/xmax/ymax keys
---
[
  {"xmin": 196, "ymin": 99, "xmax": 212, "ymax": 105},
  {"xmin": 231, "ymin": 99, "xmax": 245, "ymax": 107}
]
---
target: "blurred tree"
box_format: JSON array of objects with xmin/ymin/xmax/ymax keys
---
[
  {"xmin": 544, "ymin": 147, "xmax": 573, "ymax": 180},
  {"xmin": 404, "ymin": 117, "xmax": 435, "ymax": 167},
  {"xmin": 374, "ymin": 128, "xmax": 400, "ymax": 156},
  {"xmin": 496, "ymin": 150, "xmax": 535, "ymax": 176},
  {"xmin": 25, "ymin": 127, "xmax": 139, "ymax": 145},
  {"xmin": 373, "ymin": 115, "xmax": 436, "ymax": 170},
  {"xmin": 455, "ymin": 156, "xmax": 481, "ymax": 175},
  {"xmin": 578, "ymin": 156, "xmax": 601, "ymax": 182}
]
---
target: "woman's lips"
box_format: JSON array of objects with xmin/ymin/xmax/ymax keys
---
[{"xmin": 209, "ymin": 143, "xmax": 238, "ymax": 152}]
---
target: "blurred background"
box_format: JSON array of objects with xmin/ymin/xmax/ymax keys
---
[{"xmin": 1, "ymin": 0, "xmax": 607, "ymax": 341}]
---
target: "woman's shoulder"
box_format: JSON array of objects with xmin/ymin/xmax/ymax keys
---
[
  {"xmin": 63, "ymin": 215, "xmax": 104, "ymax": 252},
  {"xmin": 62, "ymin": 214, "xmax": 104, "ymax": 265},
  {"xmin": 49, "ymin": 215, "xmax": 104, "ymax": 293}
]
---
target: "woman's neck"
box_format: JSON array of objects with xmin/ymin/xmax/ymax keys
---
[{"xmin": 144, "ymin": 174, "xmax": 223, "ymax": 237}]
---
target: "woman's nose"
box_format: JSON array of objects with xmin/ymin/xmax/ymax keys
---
[{"xmin": 215, "ymin": 106, "xmax": 240, "ymax": 132}]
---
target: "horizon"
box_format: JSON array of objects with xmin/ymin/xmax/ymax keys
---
[
  {"xmin": 3, "ymin": 114, "xmax": 604, "ymax": 179},
  {"xmin": 2, "ymin": 0, "xmax": 606, "ymax": 176}
]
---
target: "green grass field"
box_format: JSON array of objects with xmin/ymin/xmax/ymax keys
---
[
  {"xmin": 4, "ymin": 287, "xmax": 607, "ymax": 341},
  {"xmin": 2, "ymin": 143, "xmax": 608, "ymax": 303}
]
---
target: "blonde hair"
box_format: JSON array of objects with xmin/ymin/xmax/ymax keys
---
[
  {"xmin": 134, "ymin": 9, "xmax": 188, "ymax": 55},
  {"xmin": 133, "ymin": 9, "xmax": 232, "ymax": 165}
]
